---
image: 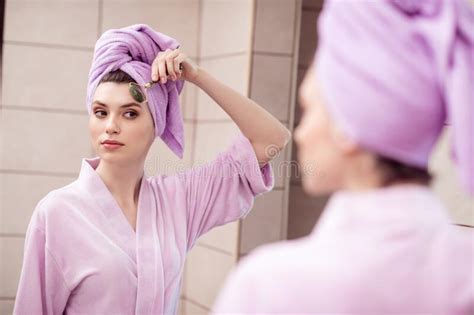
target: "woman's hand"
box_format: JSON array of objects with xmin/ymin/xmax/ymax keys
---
[{"xmin": 151, "ymin": 48, "xmax": 199, "ymax": 84}]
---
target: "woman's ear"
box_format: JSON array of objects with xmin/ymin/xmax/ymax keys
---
[{"xmin": 330, "ymin": 125, "xmax": 359, "ymax": 156}]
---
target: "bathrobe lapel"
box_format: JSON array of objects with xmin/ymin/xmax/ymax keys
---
[
  {"xmin": 135, "ymin": 178, "xmax": 165, "ymax": 314},
  {"xmin": 78, "ymin": 157, "xmax": 165, "ymax": 314}
]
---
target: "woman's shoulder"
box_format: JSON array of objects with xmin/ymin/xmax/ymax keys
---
[{"xmin": 30, "ymin": 180, "xmax": 82, "ymax": 226}]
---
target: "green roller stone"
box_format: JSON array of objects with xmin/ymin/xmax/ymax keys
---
[{"xmin": 129, "ymin": 85, "xmax": 145, "ymax": 103}]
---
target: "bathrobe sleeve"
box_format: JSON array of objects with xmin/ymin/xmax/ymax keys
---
[
  {"xmin": 14, "ymin": 210, "xmax": 71, "ymax": 315},
  {"xmin": 183, "ymin": 132, "xmax": 274, "ymax": 250}
]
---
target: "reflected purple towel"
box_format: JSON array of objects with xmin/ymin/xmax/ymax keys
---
[
  {"xmin": 86, "ymin": 24, "xmax": 185, "ymax": 158},
  {"xmin": 315, "ymin": 0, "xmax": 473, "ymax": 194}
]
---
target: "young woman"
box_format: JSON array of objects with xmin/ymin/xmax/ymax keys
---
[
  {"xmin": 213, "ymin": 0, "xmax": 473, "ymax": 313},
  {"xmin": 13, "ymin": 24, "xmax": 290, "ymax": 314}
]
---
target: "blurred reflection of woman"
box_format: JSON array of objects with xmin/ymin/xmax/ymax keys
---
[
  {"xmin": 14, "ymin": 24, "xmax": 290, "ymax": 315},
  {"xmin": 213, "ymin": 0, "xmax": 473, "ymax": 313}
]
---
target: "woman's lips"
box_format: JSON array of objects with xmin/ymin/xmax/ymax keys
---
[{"xmin": 101, "ymin": 143, "xmax": 124, "ymax": 150}]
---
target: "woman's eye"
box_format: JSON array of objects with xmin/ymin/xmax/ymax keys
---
[
  {"xmin": 124, "ymin": 111, "xmax": 138, "ymax": 119},
  {"xmin": 93, "ymin": 110, "xmax": 137, "ymax": 119},
  {"xmin": 94, "ymin": 110, "xmax": 107, "ymax": 117}
]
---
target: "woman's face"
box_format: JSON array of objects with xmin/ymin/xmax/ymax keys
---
[
  {"xmin": 89, "ymin": 82, "xmax": 155, "ymax": 164},
  {"xmin": 294, "ymin": 67, "xmax": 350, "ymax": 195}
]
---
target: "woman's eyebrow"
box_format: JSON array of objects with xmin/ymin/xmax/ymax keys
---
[{"xmin": 92, "ymin": 101, "xmax": 142, "ymax": 108}]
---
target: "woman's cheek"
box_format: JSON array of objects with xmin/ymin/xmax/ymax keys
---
[{"xmin": 295, "ymin": 115, "xmax": 313, "ymax": 148}]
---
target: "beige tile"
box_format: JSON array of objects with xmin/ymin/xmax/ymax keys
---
[
  {"xmin": 250, "ymin": 53, "xmax": 293, "ymax": 121},
  {"xmin": 177, "ymin": 298, "xmax": 185, "ymax": 315},
  {"xmin": 290, "ymin": 140, "xmax": 302, "ymax": 185},
  {"xmin": 192, "ymin": 121, "xmax": 240, "ymax": 164},
  {"xmin": 303, "ymin": 0, "xmax": 324, "ymax": 10},
  {"xmin": 102, "ymin": 0, "xmax": 199, "ymax": 58},
  {"xmin": 184, "ymin": 245, "xmax": 236, "ymax": 309},
  {"xmin": 181, "ymin": 83, "xmax": 198, "ymax": 120},
  {"xmin": 4, "ymin": 0, "xmax": 98, "ymax": 48},
  {"xmin": 429, "ymin": 127, "xmax": 474, "ymax": 226},
  {"xmin": 145, "ymin": 121, "xmax": 195, "ymax": 176},
  {"xmin": 287, "ymin": 184, "xmax": 328, "ymax": 239},
  {"xmin": 197, "ymin": 221, "xmax": 238, "ymax": 255},
  {"xmin": 2, "ymin": 109, "xmax": 91, "ymax": 174},
  {"xmin": 294, "ymin": 67, "xmax": 308, "ymax": 126},
  {"xmin": 0, "ymin": 299, "xmax": 15, "ymax": 315},
  {"xmin": 2, "ymin": 44, "xmax": 92, "ymax": 111},
  {"xmin": 0, "ymin": 237, "xmax": 24, "ymax": 297},
  {"xmin": 239, "ymin": 189, "xmax": 285, "ymax": 254},
  {"xmin": 269, "ymin": 142, "xmax": 292, "ymax": 189},
  {"xmin": 289, "ymin": 137, "xmax": 320, "ymax": 187},
  {"xmin": 0, "ymin": 174, "xmax": 75, "ymax": 234},
  {"xmin": 195, "ymin": 90, "xmax": 231, "ymax": 121},
  {"xmin": 298, "ymin": 9, "xmax": 320, "ymax": 67},
  {"xmin": 200, "ymin": 0, "xmax": 253, "ymax": 57},
  {"xmin": 254, "ymin": 0, "xmax": 297, "ymax": 54},
  {"xmin": 196, "ymin": 54, "xmax": 250, "ymax": 120},
  {"xmin": 181, "ymin": 299, "xmax": 209, "ymax": 314}
]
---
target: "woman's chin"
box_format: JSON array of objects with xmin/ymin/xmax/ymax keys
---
[{"xmin": 301, "ymin": 176, "xmax": 336, "ymax": 196}]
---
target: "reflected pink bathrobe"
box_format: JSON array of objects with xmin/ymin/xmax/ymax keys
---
[
  {"xmin": 14, "ymin": 133, "xmax": 273, "ymax": 315},
  {"xmin": 213, "ymin": 186, "xmax": 473, "ymax": 313}
]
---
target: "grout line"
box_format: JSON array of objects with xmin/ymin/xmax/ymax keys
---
[
  {"xmin": 253, "ymin": 50, "xmax": 293, "ymax": 57},
  {"xmin": 2, "ymin": 105, "xmax": 88, "ymax": 116},
  {"xmin": 0, "ymin": 169, "xmax": 78, "ymax": 178},
  {"xmin": 98, "ymin": 0, "xmax": 103, "ymax": 38},
  {"xmin": 0, "ymin": 233, "xmax": 25, "ymax": 238},
  {"xmin": 180, "ymin": 296, "xmax": 210, "ymax": 311},
  {"xmin": 184, "ymin": 118, "xmax": 287, "ymax": 125},
  {"xmin": 195, "ymin": 242, "xmax": 234, "ymax": 257},
  {"xmin": 196, "ymin": 0, "xmax": 203, "ymax": 64},
  {"xmin": 237, "ymin": 0, "xmax": 259, "ymax": 258},
  {"xmin": 199, "ymin": 51, "xmax": 247, "ymax": 61},
  {"xmin": 280, "ymin": 0, "xmax": 304, "ymax": 241},
  {"xmin": 183, "ymin": 118, "xmax": 282, "ymax": 124},
  {"xmin": 3, "ymin": 40, "xmax": 93, "ymax": 52},
  {"xmin": 190, "ymin": 0, "xmax": 203, "ymax": 166},
  {"xmin": 0, "ymin": 297, "xmax": 16, "ymax": 300},
  {"xmin": 184, "ymin": 118, "xmax": 232, "ymax": 124}
]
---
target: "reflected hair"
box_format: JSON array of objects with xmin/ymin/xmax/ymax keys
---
[
  {"xmin": 99, "ymin": 69, "xmax": 136, "ymax": 84},
  {"xmin": 375, "ymin": 155, "xmax": 432, "ymax": 186}
]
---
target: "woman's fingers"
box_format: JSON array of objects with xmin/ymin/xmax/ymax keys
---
[
  {"xmin": 156, "ymin": 51, "xmax": 168, "ymax": 83},
  {"xmin": 175, "ymin": 54, "xmax": 198, "ymax": 82},
  {"xmin": 166, "ymin": 49, "xmax": 180, "ymax": 81},
  {"xmin": 152, "ymin": 48, "xmax": 183, "ymax": 83},
  {"xmin": 173, "ymin": 57, "xmax": 182, "ymax": 80}
]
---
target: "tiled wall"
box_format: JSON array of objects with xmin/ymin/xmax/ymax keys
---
[
  {"xmin": 238, "ymin": 0, "xmax": 302, "ymax": 257},
  {"xmin": 181, "ymin": 0, "xmax": 254, "ymax": 312},
  {"xmin": 181, "ymin": 0, "xmax": 305, "ymax": 311},
  {"xmin": 287, "ymin": 0, "xmax": 327, "ymax": 240}
]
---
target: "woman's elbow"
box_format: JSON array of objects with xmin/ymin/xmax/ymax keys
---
[{"xmin": 258, "ymin": 129, "xmax": 292, "ymax": 163}]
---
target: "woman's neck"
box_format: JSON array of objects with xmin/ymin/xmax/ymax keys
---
[{"xmin": 95, "ymin": 159, "xmax": 144, "ymax": 206}]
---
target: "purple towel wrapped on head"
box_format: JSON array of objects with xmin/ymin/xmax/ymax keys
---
[
  {"xmin": 86, "ymin": 24, "xmax": 185, "ymax": 158},
  {"xmin": 315, "ymin": 0, "xmax": 473, "ymax": 194}
]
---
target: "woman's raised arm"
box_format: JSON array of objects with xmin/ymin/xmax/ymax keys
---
[{"xmin": 151, "ymin": 48, "xmax": 291, "ymax": 167}]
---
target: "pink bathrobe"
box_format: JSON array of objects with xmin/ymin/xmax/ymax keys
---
[
  {"xmin": 213, "ymin": 185, "xmax": 473, "ymax": 314},
  {"xmin": 13, "ymin": 133, "xmax": 274, "ymax": 315}
]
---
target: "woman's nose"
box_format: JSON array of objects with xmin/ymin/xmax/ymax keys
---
[{"xmin": 105, "ymin": 116, "xmax": 120, "ymax": 134}]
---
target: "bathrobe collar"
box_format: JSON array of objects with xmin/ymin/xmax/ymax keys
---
[
  {"xmin": 311, "ymin": 184, "xmax": 451, "ymax": 240},
  {"xmin": 77, "ymin": 156, "xmax": 165, "ymax": 314}
]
